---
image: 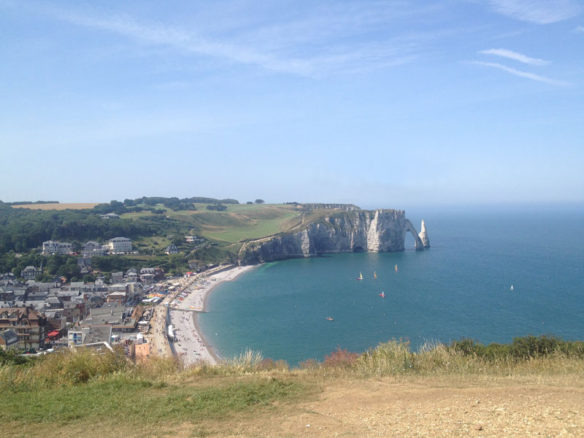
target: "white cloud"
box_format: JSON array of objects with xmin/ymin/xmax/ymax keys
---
[
  {"xmin": 575, "ymin": 25, "xmax": 584, "ymax": 32},
  {"xmin": 58, "ymin": 13, "xmax": 315, "ymax": 76},
  {"xmin": 47, "ymin": 4, "xmax": 427, "ymax": 78},
  {"xmin": 480, "ymin": 48, "xmax": 548, "ymax": 65},
  {"xmin": 473, "ymin": 61, "xmax": 570, "ymax": 85},
  {"xmin": 488, "ymin": 0, "xmax": 581, "ymax": 24}
]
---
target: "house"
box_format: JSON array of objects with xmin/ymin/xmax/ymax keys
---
[
  {"xmin": 82, "ymin": 241, "xmax": 105, "ymax": 257},
  {"xmin": 140, "ymin": 267, "xmax": 155, "ymax": 275},
  {"xmin": 99, "ymin": 213, "xmax": 119, "ymax": 220},
  {"xmin": 0, "ymin": 329, "xmax": 19, "ymax": 350},
  {"xmin": 81, "ymin": 304, "xmax": 136, "ymax": 333},
  {"xmin": 44, "ymin": 309, "xmax": 67, "ymax": 331},
  {"xmin": 0, "ymin": 287, "xmax": 14, "ymax": 302},
  {"xmin": 106, "ymin": 291, "xmax": 127, "ymax": 305},
  {"xmin": 42, "ymin": 240, "xmax": 73, "ymax": 255},
  {"xmin": 21, "ymin": 266, "xmax": 40, "ymax": 281},
  {"xmin": 110, "ymin": 272, "xmax": 124, "ymax": 284},
  {"xmin": 45, "ymin": 296, "xmax": 63, "ymax": 309},
  {"xmin": 133, "ymin": 342, "xmax": 151, "ymax": 361},
  {"xmin": 0, "ymin": 307, "xmax": 47, "ymax": 351},
  {"xmin": 107, "ymin": 237, "xmax": 132, "ymax": 254},
  {"xmin": 165, "ymin": 244, "xmax": 178, "ymax": 255},
  {"xmin": 68, "ymin": 325, "xmax": 112, "ymax": 347},
  {"xmin": 0, "ymin": 272, "xmax": 17, "ymax": 282},
  {"xmin": 139, "ymin": 267, "xmax": 156, "ymax": 284},
  {"xmin": 126, "ymin": 282, "xmax": 143, "ymax": 301},
  {"xmin": 140, "ymin": 273, "xmax": 155, "ymax": 284}
]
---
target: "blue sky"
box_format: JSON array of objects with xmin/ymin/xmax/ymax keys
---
[{"xmin": 1, "ymin": 0, "xmax": 583, "ymax": 208}]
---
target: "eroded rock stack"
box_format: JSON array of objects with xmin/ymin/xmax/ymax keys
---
[{"xmin": 418, "ymin": 219, "xmax": 430, "ymax": 248}]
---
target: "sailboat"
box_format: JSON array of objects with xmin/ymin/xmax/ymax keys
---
[
  {"xmin": 379, "ymin": 291, "xmax": 385, "ymax": 298},
  {"xmin": 510, "ymin": 285, "xmax": 514, "ymax": 291},
  {"xmin": 373, "ymin": 271, "xmax": 377, "ymax": 279},
  {"xmin": 357, "ymin": 272, "xmax": 363, "ymax": 280},
  {"xmin": 394, "ymin": 264, "xmax": 398, "ymax": 273},
  {"xmin": 325, "ymin": 316, "xmax": 334, "ymax": 321}
]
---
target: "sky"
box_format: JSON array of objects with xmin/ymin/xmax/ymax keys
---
[{"xmin": 0, "ymin": 0, "xmax": 583, "ymax": 208}]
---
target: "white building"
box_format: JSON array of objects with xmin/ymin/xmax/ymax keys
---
[
  {"xmin": 107, "ymin": 237, "xmax": 132, "ymax": 254},
  {"xmin": 42, "ymin": 240, "xmax": 73, "ymax": 255}
]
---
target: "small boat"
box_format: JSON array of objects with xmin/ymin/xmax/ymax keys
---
[
  {"xmin": 394, "ymin": 264, "xmax": 398, "ymax": 273},
  {"xmin": 510, "ymin": 285, "xmax": 514, "ymax": 291},
  {"xmin": 373, "ymin": 271, "xmax": 377, "ymax": 279},
  {"xmin": 379, "ymin": 291, "xmax": 385, "ymax": 298},
  {"xmin": 325, "ymin": 316, "xmax": 334, "ymax": 321},
  {"xmin": 357, "ymin": 272, "xmax": 363, "ymax": 280}
]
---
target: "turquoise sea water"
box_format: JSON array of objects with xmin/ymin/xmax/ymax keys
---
[{"xmin": 199, "ymin": 207, "xmax": 584, "ymax": 365}]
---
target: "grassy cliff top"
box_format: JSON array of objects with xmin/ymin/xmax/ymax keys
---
[{"xmin": 2, "ymin": 337, "xmax": 583, "ymax": 437}]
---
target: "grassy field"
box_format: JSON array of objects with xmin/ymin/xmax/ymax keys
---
[
  {"xmin": 133, "ymin": 236, "xmax": 172, "ymax": 254},
  {"xmin": 115, "ymin": 203, "xmax": 306, "ymax": 263},
  {"xmin": 123, "ymin": 204, "xmax": 304, "ymax": 245},
  {"xmin": 200, "ymin": 212, "xmax": 300, "ymax": 243},
  {"xmin": 11, "ymin": 203, "xmax": 99, "ymax": 210}
]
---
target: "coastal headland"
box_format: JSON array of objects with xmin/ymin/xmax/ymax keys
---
[{"xmin": 238, "ymin": 207, "xmax": 430, "ymax": 265}]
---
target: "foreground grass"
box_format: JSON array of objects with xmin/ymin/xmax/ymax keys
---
[
  {"xmin": 2, "ymin": 337, "xmax": 584, "ymax": 436},
  {"xmin": 0, "ymin": 375, "xmax": 307, "ymax": 425},
  {"xmin": 0, "ymin": 350, "xmax": 313, "ymax": 437}
]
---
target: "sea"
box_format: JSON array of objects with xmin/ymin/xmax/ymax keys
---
[{"xmin": 199, "ymin": 205, "xmax": 584, "ymax": 366}]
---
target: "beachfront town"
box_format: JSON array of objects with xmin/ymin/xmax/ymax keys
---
[{"xmin": 0, "ymin": 247, "xmax": 252, "ymax": 364}]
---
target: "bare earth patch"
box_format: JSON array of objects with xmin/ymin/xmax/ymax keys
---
[
  {"xmin": 273, "ymin": 376, "xmax": 584, "ymax": 437},
  {"xmin": 11, "ymin": 203, "xmax": 98, "ymax": 210}
]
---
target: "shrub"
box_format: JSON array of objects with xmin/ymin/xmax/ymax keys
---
[
  {"xmin": 450, "ymin": 336, "xmax": 584, "ymax": 361},
  {"xmin": 323, "ymin": 348, "xmax": 358, "ymax": 369},
  {"xmin": 355, "ymin": 340, "xmax": 413, "ymax": 375},
  {"xmin": 206, "ymin": 204, "xmax": 227, "ymax": 211},
  {"xmin": 225, "ymin": 349, "xmax": 264, "ymax": 372},
  {"xmin": 0, "ymin": 349, "xmax": 31, "ymax": 366}
]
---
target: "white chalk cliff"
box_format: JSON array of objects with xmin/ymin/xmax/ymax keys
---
[
  {"xmin": 418, "ymin": 219, "xmax": 430, "ymax": 248},
  {"xmin": 238, "ymin": 208, "xmax": 429, "ymax": 265}
]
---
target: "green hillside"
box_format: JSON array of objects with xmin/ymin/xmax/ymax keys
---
[{"xmin": 0, "ymin": 198, "xmax": 321, "ymax": 277}]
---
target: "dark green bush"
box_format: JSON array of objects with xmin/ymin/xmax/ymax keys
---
[{"xmin": 450, "ymin": 336, "xmax": 584, "ymax": 360}]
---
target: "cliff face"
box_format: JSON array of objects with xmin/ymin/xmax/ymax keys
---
[{"xmin": 238, "ymin": 209, "xmax": 428, "ymax": 265}]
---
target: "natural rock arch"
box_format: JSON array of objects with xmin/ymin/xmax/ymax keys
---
[{"xmin": 404, "ymin": 219, "xmax": 425, "ymax": 250}]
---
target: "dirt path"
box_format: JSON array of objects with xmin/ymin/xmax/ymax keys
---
[
  {"xmin": 192, "ymin": 376, "xmax": 584, "ymax": 437},
  {"xmin": 270, "ymin": 377, "xmax": 584, "ymax": 437}
]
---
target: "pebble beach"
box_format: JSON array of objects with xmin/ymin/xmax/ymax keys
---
[{"xmin": 168, "ymin": 265, "xmax": 256, "ymax": 366}]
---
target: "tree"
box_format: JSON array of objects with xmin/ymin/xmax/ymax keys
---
[
  {"xmin": 255, "ymin": 199, "xmax": 265, "ymax": 204},
  {"xmin": 206, "ymin": 204, "xmax": 227, "ymax": 211}
]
